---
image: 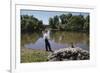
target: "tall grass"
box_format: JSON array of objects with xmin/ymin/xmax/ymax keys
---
[{"xmin": 21, "ymin": 48, "xmax": 49, "ymax": 63}]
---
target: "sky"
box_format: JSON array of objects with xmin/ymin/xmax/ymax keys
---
[{"xmin": 20, "ymin": 9, "xmax": 89, "ymax": 25}]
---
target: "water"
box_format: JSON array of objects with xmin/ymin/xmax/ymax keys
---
[{"xmin": 21, "ymin": 31, "xmax": 89, "ymax": 51}]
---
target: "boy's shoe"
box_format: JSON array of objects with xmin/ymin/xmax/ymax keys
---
[{"xmin": 49, "ymin": 50, "xmax": 54, "ymax": 53}]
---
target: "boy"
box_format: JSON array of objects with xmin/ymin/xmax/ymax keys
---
[{"xmin": 43, "ymin": 29, "xmax": 53, "ymax": 52}]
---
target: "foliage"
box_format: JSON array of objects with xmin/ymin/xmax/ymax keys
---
[
  {"xmin": 67, "ymin": 15, "xmax": 85, "ymax": 31},
  {"xmin": 21, "ymin": 13, "xmax": 89, "ymax": 33},
  {"xmin": 83, "ymin": 15, "xmax": 89, "ymax": 32},
  {"xmin": 48, "ymin": 13, "xmax": 89, "ymax": 32},
  {"xmin": 21, "ymin": 15, "xmax": 44, "ymax": 33}
]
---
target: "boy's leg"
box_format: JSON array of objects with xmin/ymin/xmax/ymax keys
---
[
  {"xmin": 45, "ymin": 44, "xmax": 48, "ymax": 51},
  {"xmin": 47, "ymin": 42, "xmax": 53, "ymax": 52},
  {"xmin": 45, "ymin": 39, "xmax": 48, "ymax": 51}
]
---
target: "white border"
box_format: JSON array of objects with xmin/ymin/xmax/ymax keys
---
[{"xmin": 11, "ymin": 4, "xmax": 96, "ymax": 73}]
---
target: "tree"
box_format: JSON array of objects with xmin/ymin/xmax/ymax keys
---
[
  {"xmin": 59, "ymin": 14, "xmax": 68, "ymax": 24},
  {"xmin": 84, "ymin": 15, "xmax": 89, "ymax": 32},
  {"xmin": 67, "ymin": 13, "xmax": 72, "ymax": 19},
  {"xmin": 38, "ymin": 20, "xmax": 44, "ymax": 30},
  {"xmin": 68, "ymin": 15, "xmax": 85, "ymax": 31},
  {"xmin": 53, "ymin": 15, "xmax": 59, "ymax": 29},
  {"xmin": 49, "ymin": 17, "xmax": 54, "ymax": 28},
  {"xmin": 21, "ymin": 15, "xmax": 44, "ymax": 33}
]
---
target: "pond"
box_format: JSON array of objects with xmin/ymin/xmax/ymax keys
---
[{"xmin": 21, "ymin": 31, "xmax": 89, "ymax": 51}]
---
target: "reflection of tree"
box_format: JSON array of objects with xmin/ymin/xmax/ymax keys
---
[
  {"xmin": 21, "ymin": 32, "xmax": 41, "ymax": 46},
  {"xmin": 21, "ymin": 31, "xmax": 89, "ymax": 50},
  {"xmin": 50, "ymin": 31, "xmax": 89, "ymax": 45}
]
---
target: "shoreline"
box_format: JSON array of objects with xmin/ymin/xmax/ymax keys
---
[{"xmin": 21, "ymin": 47, "xmax": 89, "ymax": 63}]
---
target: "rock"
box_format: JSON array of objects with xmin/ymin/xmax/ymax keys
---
[{"xmin": 48, "ymin": 47, "xmax": 89, "ymax": 61}]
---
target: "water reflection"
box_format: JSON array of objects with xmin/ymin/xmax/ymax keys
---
[{"xmin": 21, "ymin": 31, "xmax": 89, "ymax": 51}]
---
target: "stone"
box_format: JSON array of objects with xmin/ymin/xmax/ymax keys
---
[{"xmin": 48, "ymin": 47, "xmax": 89, "ymax": 61}]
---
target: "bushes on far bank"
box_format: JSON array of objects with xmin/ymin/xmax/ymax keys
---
[{"xmin": 21, "ymin": 13, "xmax": 89, "ymax": 33}]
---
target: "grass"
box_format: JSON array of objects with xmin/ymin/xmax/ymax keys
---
[{"xmin": 21, "ymin": 48, "xmax": 49, "ymax": 63}]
